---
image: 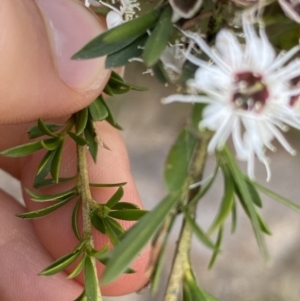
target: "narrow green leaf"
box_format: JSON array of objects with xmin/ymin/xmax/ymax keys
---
[
  {"xmin": 68, "ymin": 254, "xmax": 86, "ymax": 279},
  {"xmin": 73, "ymin": 290, "xmax": 87, "ymax": 301},
  {"xmin": 108, "ymin": 209, "xmax": 147, "ymax": 221},
  {"xmin": 191, "ymin": 103, "xmax": 205, "ymax": 132},
  {"xmin": 106, "ymin": 187, "xmax": 124, "ymax": 208},
  {"xmin": 105, "ymin": 34, "xmax": 147, "ymax": 68},
  {"xmin": 88, "ymin": 98, "xmax": 109, "ymax": 122},
  {"xmin": 142, "ymin": 6, "xmax": 173, "ymax": 66},
  {"xmin": 34, "ymin": 176, "xmax": 76, "ymax": 189},
  {"xmin": 76, "ymin": 108, "xmax": 89, "ymax": 135},
  {"xmin": 182, "ymin": 208, "xmax": 216, "ymax": 250},
  {"xmin": 231, "ymin": 200, "xmax": 237, "ymax": 234},
  {"xmin": 40, "ymin": 250, "xmax": 81, "ymax": 276},
  {"xmin": 73, "ymin": 36, "xmax": 139, "ymax": 60},
  {"xmin": 103, "ymin": 84, "xmax": 114, "ymax": 96},
  {"xmin": 111, "ymin": 202, "xmax": 139, "ymax": 210},
  {"xmin": 208, "ymin": 226, "xmax": 223, "ymax": 269},
  {"xmin": 50, "ymin": 141, "xmax": 64, "ymax": 183},
  {"xmin": 188, "ymin": 166, "xmax": 219, "ymax": 207},
  {"xmin": 152, "ymin": 60, "xmax": 169, "ymax": 84},
  {"xmin": 110, "ymin": 71, "xmax": 125, "ymax": 82},
  {"xmin": 89, "ymin": 182, "xmax": 127, "ymax": 188},
  {"xmin": 257, "ymin": 212, "xmax": 272, "ymax": 235},
  {"xmin": 25, "ymin": 187, "xmax": 76, "ymax": 202},
  {"xmin": 222, "ymin": 147, "xmax": 268, "ymax": 258},
  {"xmin": 88, "ymin": 245, "xmax": 110, "ymax": 261},
  {"xmin": 106, "ymin": 217, "xmax": 125, "ymax": 237},
  {"xmin": 165, "ymin": 128, "xmax": 197, "ymax": 192},
  {"xmin": 103, "ymin": 218, "xmax": 120, "ymax": 246},
  {"xmin": 84, "ymin": 118, "xmax": 98, "ymax": 163},
  {"xmin": 38, "ymin": 118, "xmax": 59, "ymax": 137},
  {"xmin": 36, "ymin": 150, "xmax": 56, "ymax": 175},
  {"xmin": 84, "ymin": 256, "xmax": 98, "ymax": 301},
  {"xmin": 16, "ymin": 196, "xmax": 73, "ymax": 219},
  {"xmin": 68, "ymin": 132, "xmax": 88, "ymax": 146},
  {"xmin": 28, "ymin": 123, "xmax": 62, "ymax": 139},
  {"xmin": 72, "ymin": 198, "xmax": 82, "ymax": 240},
  {"xmin": 253, "ymin": 181, "xmax": 300, "ymax": 212},
  {"xmin": 103, "ymin": 10, "xmax": 160, "ymax": 43},
  {"xmin": 91, "ymin": 214, "xmax": 107, "ymax": 234},
  {"xmin": 100, "ymin": 97, "xmax": 123, "ymax": 130},
  {"xmin": 208, "ymin": 166, "xmax": 234, "ymax": 234},
  {"xmin": 0, "ymin": 141, "xmax": 43, "ymax": 157},
  {"xmin": 245, "ymin": 178, "xmax": 263, "ymax": 208},
  {"xmin": 101, "ymin": 193, "xmax": 179, "ymax": 284},
  {"xmin": 41, "ymin": 137, "xmax": 63, "ymax": 151}
]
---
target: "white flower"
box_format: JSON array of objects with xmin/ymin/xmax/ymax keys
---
[
  {"xmin": 99, "ymin": 0, "xmax": 140, "ymax": 29},
  {"xmin": 279, "ymin": 0, "xmax": 300, "ymax": 23},
  {"xmin": 159, "ymin": 43, "xmax": 187, "ymax": 82},
  {"xmin": 163, "ymin": 15, "xmax": 300, "ymax": 181}
]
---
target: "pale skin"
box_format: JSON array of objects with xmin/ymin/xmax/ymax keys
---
[{"xmin": 0, "ymin": 0, "xmax": 150, "ymax": 300}]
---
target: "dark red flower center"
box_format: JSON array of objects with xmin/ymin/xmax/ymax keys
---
[{"xmin": 232, "ymin": 72, "xmax": 269, "ymax": 113}]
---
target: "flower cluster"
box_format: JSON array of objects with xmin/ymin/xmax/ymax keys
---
[{"xmin": 163, "ymin": 14, "xmax": 300, "ymax": 180}]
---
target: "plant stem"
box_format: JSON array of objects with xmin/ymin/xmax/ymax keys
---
[
  {"xmin": 164, "ymin": 132, "xmax": 211, "ymax": 301},
  {"xmin": 77, "ymin": 143, "xmax": 103, "ymax": 301}
]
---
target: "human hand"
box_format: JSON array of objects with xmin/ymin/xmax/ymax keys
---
[{"xmin": 0, "ymin": 0, "xmax": 150, "ymax": 300}]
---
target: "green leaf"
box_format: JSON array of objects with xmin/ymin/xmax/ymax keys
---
[
  {"xmin": 188, "ymin": 166, "xmax": 219, "ymax": 207},
  {"xmin": 245, "ymin": 178, "xmax": 263, "ymax": 208},
  {"xmin": 25, "ymin": 187, "xmax": 76, "ymax": 202},
  {"xmin": 36, "ymin": 150, "xmax": 56, "ymax": 175},
  {"xmin": 152, "ymin": 60, "xmax": 169, "ymax": 84},
  {"xmin": 208, "ymin": 226, "xmax": 223, "ymax": 269},
  {"xmin": 231, "ymin": 200, "xmax": 237, "ymax": 234},
  {"xmin": 16, "ymin": 196, "xmax": 73, "ymax": 219},
  {"xmin": 50, "ymin": 141, "xmax": 64, "ymax": 183},
  {"xmin": 0, "ymin": 141, "xmax": 43, "ymax": 157},
  {"xmin": 72, "ymin": 11, "xmax": 160, "ymax": 60},
  {"xmin": 103, "ymin": 84, "xmax": 114, "ymax": 96},
  {"xmin": 105, "ymin": 34, "xmax": 147, "ymax": 68},
  {"xmin": 253, "ymin": 181, "xmax": 300, "ymax": 213},
  {"xmin": 91, "ymin": 214, "xmax": 106, "ymax": 234},
  {"xmin": 207, "ymin": 166, "xmax": 234, "ymax": 234},
  {"xmin": 111, "ymin": 202, "xmax": 139, "ymax": 210},
  {"xmin": 89, "ymin": 182, "xmax": 127, "ymax": 188},
  {"xmin": 108, "ymin": 209, "xmax": 147, "ymax": 221},
  {"xmin": 257, "ymin": 212, "xmax": 272, "ymax": 235},
  {"xmin": 84, "ymin": 256, "xmax": 99, "ymax": 301},
  {"xmin": 100, "ymin": 97, "xmax": 123, "ymax": 130},
  {"xmin": 164, "ymin": 128, "xmax": 197, "ymax": 192},
  {"xmin": 28, "ymin": 123, "xmax": 62, "ymax": 139},
  {"xmin": 191, "ymin": 103, "xmax": 205, "ymax": 131},
  {"xmin": 68, "ymin": 132, "xmax": 88, "ymax": 146},
  {"xmin": 103, "ymin": 218, "xmax": 120, "ymax": 246},
  {"xmin": 41, "ymin": 137, "xmax": 63, "ymax": 151},
  {"xmin": 88, "ymin": 245, "xmax": 110, "ymax": 261},
  {"xmin": 40, "ymin": 250, "xmax": 82, "ymax": 276},
  {"xmin": 142, "ymin": 6, "xmax": 173, "ymax": 66},
  {"xmin": 72, "ymin": 198, "xmax": 82, "ymax": 240},
  {"xmin": 76, "ymin": 108, "xmax": 89, "ymax": 135},
  {"xmin": 68, "ymin": 254, "xmax": 86, "ymax": 279},
  {"xmin": 106, "ymin": 187, "xmax": 124, "ymax": 208},
  {"xmin": 88, "ymin": 98, "xmax": 109, "ymax": 122},
  {"xmin": 103, "ymin": 10, "xmax": 161, "ymax": 43},
  {"xmin": 84, "ymin": 118, "xmax": 98, "ymax": 163},
  {"xmin": 181, "ymin": 207, "xmax": 216, "ymax": 250},
  {"xmin": 221, "ymin": 147, "xmax": 268, "ymax": 258},
  {"xmin": 106, "ymin": 217, "xmax": 125, "ymax": 237},
  {"xmin": 34, "ymin": 176, "xmax": 76, "ymax": 189},
  {"xmin": 101, "ymin": 193, "xmax": 179, "ymax": 284},
  {"xmin": 38, "ymin": 118, "xmax": 59, "ymax": 137}
]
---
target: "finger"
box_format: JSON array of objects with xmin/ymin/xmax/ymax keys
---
[
  {"xmin": 19, "ymin": 121, "xmax": 150, "ymax": 295},
  {"xmin": 0, "ymin": 0, "xmax": 109, "ymax": 124},
  {"xmin": 0, "ymin": 190, "xmax": 83, "ymax": 301}
]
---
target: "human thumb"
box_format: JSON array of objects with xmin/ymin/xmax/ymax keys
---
[{"xmin": 0, "ymin": 0, "xmax": 109, "ymax": 124}]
